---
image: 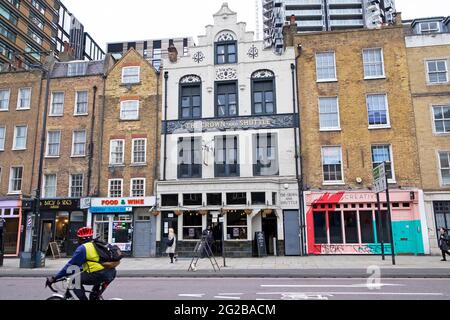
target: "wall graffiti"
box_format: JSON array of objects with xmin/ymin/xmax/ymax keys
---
[{"xmin": 315, "ymin": 244, "xmax": 393, "ymax": 255}]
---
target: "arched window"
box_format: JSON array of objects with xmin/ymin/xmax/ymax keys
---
[
  {"xmin": 179, "ymin": 75, "xmax": 202, "ymax": 120},
  {"xmin": 251, "ymin": 70, "xmax": 276, "ymax": 115},
  {"xmin": 215, "ymin": 31, "xmax": 237, "ymax": 65}
]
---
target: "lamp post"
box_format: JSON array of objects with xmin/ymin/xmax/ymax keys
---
[{"xmin": 220, "ymin": 208, "xmax": 226, "ymax": 268}]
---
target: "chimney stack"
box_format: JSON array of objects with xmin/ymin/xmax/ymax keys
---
[
  {"xmin": 59, "ymin": 41, "xmax": 76, "ymax": 62},
  {"xmin": 168, "ymin": 44, "xmax": 178, "ymax": 63}
]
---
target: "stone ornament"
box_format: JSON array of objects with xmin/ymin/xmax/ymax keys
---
[
  {"xmin": 216, "ymin": 68, "xmax": 237, "ymax": 80},
  {"xmin": 193, "ymin": 51, "xmax": 205, "ymax": 64},
  {"xmin": 180, "ymin": 75, "xmax": 202, "ymax": 84},
  {"xmin": 247, "ymin": 45, "xmax": 259, "ymax": 59},
  {"xmin": 217, "ymin": 32, "xmax": 235, "ymax": 42},
  {"xmin": 251, "ymin": 69, "xmax": 275, "ymax": 79}
]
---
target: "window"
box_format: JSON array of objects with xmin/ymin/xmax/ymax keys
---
[
  {"xmin": 366, "ymin": 94, "xmax": 390, "ymax": 128},
  {"xmin": 180, "ymin": 80, "xmax": 201, "ymax": 119},
  {"xmin": 363, "ymin": 48, "xmax": 385, "ymax": 78},
  {"xmin": 43, "ymin": 174, "xmax": 57, "ymax": 198},
  {"xmin": 254, "ymin": 133, "xmax": 278, "ymax": 176},
  {"xmin": 25, "ymin": 43, "xmax": 40, "ymax": 60},
  {"xmin": 226, "ymin": 211, "xmax": 248, "ymax": 240},
  {"xmin": 178, "ymin": 137, "xmax": 202, "ymax": 178},
  {"xmin": 132, "ymin": 139, "xmax": 146, "ymax": 164},
  {"xmin": 183, "ymin": 212, "xmax": 202, "ymax": 240},
  {"xmin": 0, "ymin": 126, "xmax": 5, "ymax": 151},
  {"xmin": 75, "ymin": 91, "xmax": 88, "ymax": 115},
  {"xmin": 427, "ymin": 60, "xmax": 448, "ymax": 84},
  {"xmin": 439, "ymin": 152, "xmax": 450, "ymax": 186},
  {"xmin": 319, "ymin": 97, "xmax": 340, "ymax": 130},
  {"xmin": 215, "ymin": 41, "xmax": 237, "ymax": 65},
  {"xmin": 314, "ymin": 212, "xmax": 327, "ymax": 244},
  {"xmin": 252, "ymin": 70, "xmax": 275, "ymax": 115},
  {"xmin": 9, "ymin": 166, "xmax": 22, "ymax": 193},
  {"xmin": 131, "ymin": 178, "xmax": 145, "ymax": 197},
  {"xmin": 344, "ymin": 212, "xmax": 359, "ymax": 244},
  {"xmin": 46, "ymin": 130, "xmax": 61, "ymax": 157},
  {"xmin": 372, "ymin": 145, "xmax": 395, "ymax": 181},
  {"xmin": 72, "ymin": 130, "xmax": 86, "ymax": 157},
  {"xmin": 216, "ymin": 82, "xmax": 237, "ymax": 117},
  {"xmin": 120, "ymin": 101, "xmax": 139, "ymax": 120},
  {"xmin": 252, "ymin": 192, "xmax": 266, "ymax": 205},
  {"xmin": 316, "ymin": 52, "xmax": 337, "ymax": 81},
  {"xmin": 0, "ymin": 89, "xmax": 10, "ymax": 111},
  {"xmin": 29, "ymin": 12, "xmax": 44, "ymax": 29},
  {"xmin": 109, "ymin": 140, "xmax": 124, "ymax": 165},
  {"xmin": 161, "ymin": 194, "xmax": 178, "ymax": 207},
  {"xmin": 50, "ymin": 92, "xmax": 64, "ymax": 116},
  {"xmin": 122, "ymin": 67, "xmax": 140, "ymax": 84},
  {"xmin": 17, "ymin": 88, "xmax": 31, "ymax": 110},
  {"xmin": 207, "ymin": 193, "xmax": 222, "ymax": 206},
  {"xmin": 13, "ymin": 125, "xmax": 27, "ymax": 150},
  {"xmin": 433, "ymin": 105, "xmax": 450, "ymax": 134},
  {"xmin": 215, "ymin": 136, "xmax": 239, "ymax": 177},
  {"xmin": 227, "ymin": 193, "xmax": 247, "ymax": 205},
  {"xmin": 183, "ymin": 194, "xmax": 202, "ymax": 206},
  {"xmin": 7, "ymin": 0, "xmax": 20, "ymax": 9},
  {"xmin": 67, "ymin": 62, "xmax": 88, "ymax": 77},
  {"xmin": 0, "ymin": 20, "xmax": 17, "ymax": 42},
  {"xmin": 329, "ymin": 212, "xmax": 343, "ymax": 243},
  {"xmin": 28, "ymin": 28, "xmax": 42, "ymax": 45},
  {"xmin": 108, "ymin": 179, "xmax": 123, "ymax": 198},
  {"xmin": 70, "ymin": 174, "xmax": 83, "ymax": 198},
  {"xmin": 322, "ymin": 146, "xmax": 343, "ymax": 183},
  {"xmin": 31, "ymin": 0, "xmax": 45, "ymax": 14},
  {"xmin": 420, "ymin": 21, "xmax": 440, "ymax": 34}
]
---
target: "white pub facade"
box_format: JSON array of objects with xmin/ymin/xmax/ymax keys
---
[{"xmin": 156, "ymin": 4, "xmax": 300, "ymax": 257}]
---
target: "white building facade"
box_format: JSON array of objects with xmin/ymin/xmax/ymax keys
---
[{"xmin": 156, "ymin": 4, "xmax": 300, "ymax": 257}]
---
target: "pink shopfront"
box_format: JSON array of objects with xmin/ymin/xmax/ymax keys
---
[{"xmin": 305, "ymin": 190, "xmax": 426, "ymax": 255}]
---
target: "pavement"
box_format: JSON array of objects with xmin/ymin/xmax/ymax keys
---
[{"xmin": 1, "ymin": 255, "xmax": 450, "ymax": 278}]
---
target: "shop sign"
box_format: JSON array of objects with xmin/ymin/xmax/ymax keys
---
[
  {"xmin": 40, "ymin": 199, "xmax": 80, "ymax": 211},
  {"xmin": 91, "ymin": 197, "xmax": 156, "ymax": 208},
  {"xmin": 90, "ymin": 206, "xmax": 133, "ymax": 214},
  {"xmin": 80, "ymin": 198, "xmax": 91, "ymax": 209},
  {"xmin": 280, "ymin": 191, "xmax": 299, "ymax": 208}
]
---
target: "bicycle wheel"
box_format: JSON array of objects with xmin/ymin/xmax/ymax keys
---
[{"xmin": 46, "ymin": 296, "xmax": 65, "ymax": 301}]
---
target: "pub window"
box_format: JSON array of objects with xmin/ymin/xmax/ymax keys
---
[
  {"xmin": 215, "ymin": 82, "xmax": 238, "ymax": 117},
  {"xmin": 253, "ymin": 133, "xmax": 279, "ymax": 176},
  {"xmin": 183, "ymin": 194, "xmax": 202, "ymax": 206},
  {"xmin": 251, "ymin": 70, "xmax": 276, "ymax": 115},
  {"xmin": 251, "ymin": 192, "xmax": 266, "ymax": 205},
  {"xmin": 226, "ymin": 211, "xmax": 247, "ymax": 240},
  {"xmin": 215, "ymin": 32, "xmax": 237, "ymax": 65},
  {"xmin": 314, "ymin": 212, "xmax": 327, "ymax": 244},
  {"xmin": 207, "ymin": 193, "xmax": 222, "ymax": 206},
  {"xmin": 179, "ymin": 75, "xmax": 201, "ymax": 120},
  {"xmin": 183, "ymin": 211, "xmax": 203, "ymax": 240},
  {"xmin": 161, "ymin": 194, "xmax": 178, "ymax": 207},
  {"xmin": 272, "ymin": 193, "xmax": 277, "ymax": 205},
  {"xmin": 375, "ymin": 211, "xmax": 390, "ymax": 243},
  {"xmin": 178, "ymin": 137, "xmax": 202, "ymax": 179},
  {"xmin": 226, "ymin": 193, "xmax": 247, "ymax": 206}
]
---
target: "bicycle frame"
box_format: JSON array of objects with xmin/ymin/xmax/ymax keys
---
[{"xmin": 46, "ymin": 275, "xmax": 108, "ymax": 301}]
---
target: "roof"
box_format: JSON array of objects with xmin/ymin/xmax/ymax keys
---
[{"xmin": 51, "ymin": 60, "xmax": 106, "ymax": 78}]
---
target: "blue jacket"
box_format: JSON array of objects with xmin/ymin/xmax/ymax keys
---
[{"xmin": 55, "ymin": 245, "xmax": 86, "ymax": 280}]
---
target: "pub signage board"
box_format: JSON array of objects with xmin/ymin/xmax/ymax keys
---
[{"xmin": 39, "ymin": 199, "xmax": 80, "ymax": 211}]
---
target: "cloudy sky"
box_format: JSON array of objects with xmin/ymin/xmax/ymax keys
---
[{"xmin": 62, "ymin": 0, "xmax": 448, "ymax": 50}]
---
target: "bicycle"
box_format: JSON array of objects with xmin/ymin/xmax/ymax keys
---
[{"xmin": 45, "ymin": 275, "xmax": 118, "ymax": 301}]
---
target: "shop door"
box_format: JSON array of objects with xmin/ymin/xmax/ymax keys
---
[
  {"xmin": 283, "ymin": 210, "xmax": 300, "ymax": 256},
  {"xmin": 4, "ymin": 218, "xmax": 19, "ymax": 255},
  {"xmin": 394, "ymin": 223, "xmax": 417, "ymax": 254},
  {"xmin": 40, "ymin": 221, "xmax": 54, "ymax": 255},
  {"xmin": 161, "ymin": 212, "xmax": 178, "ymax": 254},
  {"xmin": 133, "ymin": 221, "xmax": 152, "ymax": 258},
  {"xmin": 434, "ymin": 202, "xmax": 450, "ymax": 246},
  {"xmin": 262, "ymin": 214, "xmax": 278, "ymax": 255},
  {"xmin": 207, "ymin": 214, "xmax": 223, "ymax": 255}
]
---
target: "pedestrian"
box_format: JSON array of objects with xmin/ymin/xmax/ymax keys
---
[
  {"xmin": 166, "ymin": 228, "xmax": 177, "ymax": 263},
  {"xmin": 438, "ymin": 227, "xmax": 450, "ymax": 261}
]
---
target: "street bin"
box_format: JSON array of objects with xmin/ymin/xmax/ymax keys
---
[{"xmin": 0, "ymin": 219, "xmax": 5, "ymax": 267}]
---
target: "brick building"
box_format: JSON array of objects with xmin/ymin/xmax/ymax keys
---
[
  {"xmin": 405, "ymin": 17, "xmax": 450, "ymax": 255},
  {"xmin": 88, "ymin": 49, "xmax": 161, "ymax": 257},
  {"xmin": 286, "ymin": 22, "xmax": 428, "ymax": 255}
]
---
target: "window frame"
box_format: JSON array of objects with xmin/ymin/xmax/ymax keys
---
[
  {"xmin": 426, "ymin": 59, "xmax": 449, "ymax": 85},
  {"xmin": 108, "ymin": 179, "xmax": 123, "ymax": 198},
  {"xmin": 318, "ymin": 96, "xmax": 341, "ymax": 131},
  {"xmin": 0, "ymin": 126, "xmax": 5, "ymax": 151},
  {"xmin": 321, "ymin": 146, "xmax": 345, "ymax": 185},
  {"xmin": 432, "ymin": 105, "xmax": 450, "ymax": 135},
  {"xmin": 120, "ymin": 100, "xmax": 139, "ymax": 121},
  {"xmin": 71, "ymin": 130, "xmax": 87, "ymax": 157},
  {"xmin": 420, "ymin": 21, "xmax": 440, "ymax": 34},
  {"xmin": 12, "ymin": 125, "xmax": 27, "ymax": 150},
  {"xmin": 69, "ymin": 173, "xmax": 84, "ymax": 198},
  {"xmin": 366, "ymin": 93, "xmax": 391, "ymax": 129},
  {"xmin": 8, "ymin": 166, "xmax": 23, "ymax": 194},
  {"xmin": 130, "ymin": 178, "xmax": 146, "ymax": 198},
  {"xmin": 437, "ymin": 150, "xmax": 450, "ymax": 187},
  {"xmin": 253, "ymin": 133, "xmax": 279, "ymax": 177},
  {"xmin": 50, "ymin": 91, "xmax": 65, "ymax": 116},
  {"xmin": 215, "ymin": 40, "xmax": 238, "ymax": 65},
  {"xmin": 179, "ymin": 82, "xmax": 202, "ymax": 120},
  {"xmin": 17, "ymin": 87, "xmax": 31, "ymax": 110},
  {"xmin": 74, "ymin": 90, "xmax": 89, "ymax": 115},
  {"xmin": 315, "ymin": 51, "xmax": 337, "ymax": 83},
  {"xmin": 177, "ymin": 137, "xmax": 202, "ymax": 179},
  {"xmin": 214, "ymin": 135, "xmax": 240, "ymax": 178},
  {"xmin": 132, "ymin": 138, "xmax": 147, "ymax": 165},
  {"xmin": 109, "ymin": 139, "xmax": 125, "ymax": 165},
  {"xmin": 0, "ymin": 89, "xmax": 10, "ymax": 111},
  {"xmin": 371, "ymin": 144, "xmax": 396, "ymax": 184},
  {"xmin": 121, "ymin": 66, "xmax": 141, "ymax": 84},
  {"xmin": 251, "ymin": 76, "xmax": 276, "ymax": 115},
  {"xmin": 43, "ymin": 173, "xmax": 57, "ymax": 198},
  {"xmin": 362, "ymin": 48, "xmax": 386, "ymax": 80},
  {"xmin": 215, "ymin": 81, "xmax": 239, "ymax": 118},
  {"xmin": 46, "ymin": 130, "xmax": 61, "ymax": 158}
]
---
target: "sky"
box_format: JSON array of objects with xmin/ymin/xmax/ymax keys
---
[{"xmin": 62, "ymin": 0, "xmax": 449, "ymax": 51}]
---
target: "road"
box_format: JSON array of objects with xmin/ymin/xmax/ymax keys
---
[{"xmin": 0, "ymin": 277, "xmax": 450, "ymax": 300}]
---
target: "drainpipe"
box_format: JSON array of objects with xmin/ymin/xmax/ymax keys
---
[
  {"xmin": 163, "ymin": 71, "xmax": 169, "ymax": 181},
  {"xmin": 291, "ymin": 45, "xmax": 306, "ymax": 257},
  {"xmin": 153, "ymin": 71, "xmax": 161, "ymax": 194},
  {"xmin": 96, "ymin": 75, "xmax": 107, "ymax": 197},
  {"xmin": 86, "ymin": 85, "xmax": 98, "ymax": 196}
]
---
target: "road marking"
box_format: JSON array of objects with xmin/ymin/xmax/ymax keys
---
[
  {"xmin": 257, "ymin": 292, "xmax": 444, "ymax": 296},
  {"xmin": 261, "ymin": 283, "xmax": 403, "ymax": 288},
  {"xmin": 178, "ymin": 294, "xmax": 205, "ymax": 298},
  {"xmin": 218, "ymin": 293, "xmax": 243, "ymax": 296},
  {"xmin": 214, "ymin": 296, "xmax": 241, "ymax": 300},
  {"xmin": 281, "ymin": 293, "xmax": 331, "ymax": 300}
]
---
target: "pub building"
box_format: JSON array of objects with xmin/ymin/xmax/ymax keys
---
[
  {"xmin": 87, "ymin": 197, "xmax": 157, "ymax": 257},
  {"xmin": 0, "ymin": 196, "xmax": 23, "ymax": 257},
  {"xmin": 157, "ymin": 4, "xmax": 301, "ymax": 257}
]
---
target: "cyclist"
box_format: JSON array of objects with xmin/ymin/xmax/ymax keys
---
[{"xmin": 46, "ymin": 227, "xmax": 117, "ymax": 300}]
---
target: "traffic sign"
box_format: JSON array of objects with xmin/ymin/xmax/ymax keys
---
[{"xmin": 373, "ymin": 163, "xmax": 387, "ymax": 193}]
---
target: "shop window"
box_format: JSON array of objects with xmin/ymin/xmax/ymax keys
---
[
  {"xmin": 161, "ymin": 194, "xmax": 178, "ymax": 207},
  {"xmin": 183, "ymin": 211, "xmax": 202, "ymax": 240},
  {"xmin": 226, "ymin": 211, "xmax": 247, "ymax": 240},
  {"xmin": 227, "ymin": 193, "xmax": 247, "ymax": 205},
  {"xmin": 375, "ymin": 211, "xmax": 390, "ymax": 243},
  {"xmin": 360, "ymin": 211, "xmax": 375, "ymax": 244},
  {"xmin": 207, "ymin": 193, "xmax": 222, "ymax": 206},
  {"xmin": 402, "ymin": 203, "xmax": 410, "ymax": 208},
  {"xmin": 314, "ymin": 212, "xmax": 327, "ymax": 244},
  {"xmin": 392, "ymin": 203, "xmax": 400, "ymax": 208},
  {"xmin": 329, "ymin": 212, "xmax": 343, "ymax": 244},
  {"xmin": 251, "ymin": 192, "xmax": 266, "ymax": 205},
  {"xmin": 344, "ymin": 212, "xmax": 359, "ymax": 244},
  {"xmin": 183, "ymin": 194, "xmax": 202, "ymax": 206}
]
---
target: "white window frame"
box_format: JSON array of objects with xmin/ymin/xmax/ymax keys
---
[
  {"xmin": 108, "ymin": 179, "xmax": 123, "ymax": 198},
  {"xmin": 0, "ymin": 89, "xmax": 10, "ymax": 111},
  {"xmin": 318, "ymin": 97, "xmax": 341, "ymax": 131},
  {"xmin": 431, "ymin": 104, "xmax": 450, "ymax": 135},
  {"xmin": 0, "ymin": 126, "xmax": 5, "ymax": 151},
  {"xmin": 362, "ymin": 48, "xmax": 385, "ymax": 79},
  {"xmin": 109, "ymin": 139, "xmax": 125, "ymax": 165},
  {"xmin": 69, "ymin": 174, "xmax": 84, "ymax": 198},
  {"xmin": 122, "ymin": 66, "xmax": 141, "ymax": 84},
  {"xmin": 8, "ymin": 166, "xmax": 23, "ymax": 194},
  {"xmin": 72, "ymin": 130, "xmax": 87, "ymax": 157},
  {"xmin": 130, "ymin": 178, "xmax": 146, "ymax": 197},
  {"xmin": 371, "ymin": 144, "xmax": 396, "ymax": 184},
  {"xmin": 366, "ymin": 93, "xmax": 391, "ymax": 129},
  {"xmin": 43, "ymin": 174, "xmax": 57, "ymax": 198},
  {"xmin": 437, "ymin": 150, "xmax": 450, "ymax": 187},
  {"xmin": 120, "ymin": 100, "xmax": 139, "ymax": 120},
  {"xmin": 321, "ymin": 146, "xmax": 345, "ymax": 185},
  {"xmin": 74, "ymin": 91, "xmax": 89, "ymax": 115},
  {"xmin": 426, "ymin": 59, "xmax": 449, "ymax": 85},
  {"xmin": 12, "ymin": 125, "xmax": 27, "ymax": 150},
  {"xmin": 17, "ymin": 88, "xmax": 31, "ymax": 110},
  {"xmin": 420, "ymin": 21, "xmax": 440, "ymax": 34},
  {"xmin": 132, "ymin": 138, "xmax": 147, "ymax": 164},
  {"xmin": 315, "ymin": 51, "xmax": 337, "ymax": 82},
  {"xmin": 46, "ymin": 130, "xmax": 61, "ymax": 157},
  {"xmin": 50, "ymin": 92, "xmax": 65, "ymax": 116}
]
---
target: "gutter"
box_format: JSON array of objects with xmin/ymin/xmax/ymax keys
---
[{"xmin": 86, "ymin": 85, "xmax": 98, "ymax": 195}]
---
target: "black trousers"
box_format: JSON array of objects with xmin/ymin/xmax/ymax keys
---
[
  {"xmin": 73, "ymin": 268, "xmax": 117, "ymax": 300},
  {"xmin": 169, "ymin": 253, "xmax": 175, "ymax": 262},
  {"xmin": 442, "ymin": 250, "xmax": 450, "ymax": 260}
]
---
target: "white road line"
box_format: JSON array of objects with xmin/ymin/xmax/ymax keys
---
[
  {"xmin": 218, "ymin": 293, "xmax": 244, "ymax": 296},
  {"xmin": 214, "ymin": 296, "xmax": 242, "ymax": 300},
  {"xmin": 256, "ymin": 292, "xmax": 444, "ymax": 296},
  {"xmin": 261, "ymin": 283, "xmax": 403, "ymax": 288},
  {"xmin": 178, "ymin": 294, "xmax": 206, "ymax": 298}
]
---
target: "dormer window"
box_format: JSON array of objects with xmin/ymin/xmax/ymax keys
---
[
  {"xmin": 215, "ymin": 32, "xmax": 237, "ymax": 65},
  {"xmin": 67, "ymin": 62, "xmax": 88, "ymax": 77},
  {"xmin": 420, "ymin": 21, "xmax": 440, "ymax": 34},
  {"xmin": 122, "ymin": 66, "xmax": 140, "ymax": 84}
]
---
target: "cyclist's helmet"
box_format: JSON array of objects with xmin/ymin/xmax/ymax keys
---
[{"xmin": 76, "ymin": 227, "xmax": 93, "ymax": 239}]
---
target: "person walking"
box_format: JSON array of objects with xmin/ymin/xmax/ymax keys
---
[
  {"xmin": 439, "ymin": 227, "xmax": 450, "ymax": 261},
  {"xmin": 166, "ymin": 228, "xmax": 177, "ymax": 263}
]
